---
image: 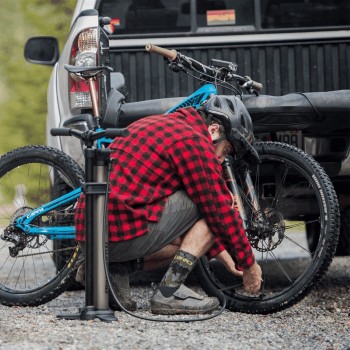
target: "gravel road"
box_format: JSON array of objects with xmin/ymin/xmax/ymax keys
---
[{"xmin": 0, "ymin": 257, "xmax": 349, "ymax": 350}]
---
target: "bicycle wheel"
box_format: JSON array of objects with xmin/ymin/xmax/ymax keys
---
[
  {"xmin": 0, "ymin": 145, "xmax": 84, "ymax": 306},
  {"xmin": 195, "ymin": 141, "xmax": 340, "ymax": 314}
]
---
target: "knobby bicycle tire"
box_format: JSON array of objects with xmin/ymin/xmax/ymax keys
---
[
  {"xmin": 195, "ymin": 141, "xmax": 340, "ymax": 314},
  {"xmin": 0, "ymin": 145, "xmax": 84, "ymax": 306}
]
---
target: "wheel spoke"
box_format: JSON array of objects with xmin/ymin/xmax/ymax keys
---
[
  {"xmin": 273, "ymin": 183, "xmax": 312, "ymax": 214},
  {"xmin": 263, "ymin": 242, "xmax": 293, "ymax": 283},
  {"xmin": 271, "ymin": 164, "xmax": 289, "ymax": 209},
  {"xmin": 282, "ymin": 233, "xmax": 311, "ymax": 254}
]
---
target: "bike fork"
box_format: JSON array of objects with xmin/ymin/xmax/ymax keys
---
[{"xmin": 222, "ymin": 159, "xmax": 261, "ymax": 228}]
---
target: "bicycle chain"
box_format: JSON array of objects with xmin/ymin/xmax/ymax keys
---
[{"xmin": 14, "ymin": 246, "xmax": 76, "ymax": 258}]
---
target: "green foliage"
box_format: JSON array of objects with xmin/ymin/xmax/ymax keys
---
[
  {"xmin": 21, "ymin": 0, "xmax": 77, "ymax": 36},
  {"xmin": 0, "ymin": 0, "xmax": 76, "ymax": 154}
]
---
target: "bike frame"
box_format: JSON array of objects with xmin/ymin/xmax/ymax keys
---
[
  {"xmin": 11, "ymin": 83, "xmax": 260, "ymax": 240},
  {"xmin": 13, "ymin": 187, "xmax": 81, "ymax": 239}
]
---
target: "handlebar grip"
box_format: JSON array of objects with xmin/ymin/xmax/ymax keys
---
[
  {"xmin": 50, "ymin": 128, "xmax": 72, "ymax": 136},
  {"xmin": 104, "ymin": 128, "xmax": 129, "ymax": 138},
  {"xmin": 251, "ymin": 80, "xmax": 263, "ymax": 92},
  {"xmin": 145, "ymin": 44, "xmax": 177, "ymax": 61}
]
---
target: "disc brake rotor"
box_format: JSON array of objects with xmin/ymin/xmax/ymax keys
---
[{"xmin": 248, "ymin": 208, "xmax": 285, "ymax": 252}]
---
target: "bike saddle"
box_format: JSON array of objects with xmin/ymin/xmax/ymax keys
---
[{"xmin": 64, "ymin": 64, "xmax": 113, "ymax": 77}]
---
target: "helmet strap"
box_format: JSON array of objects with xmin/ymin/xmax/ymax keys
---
[
  {"xmin": 206, "ymin": 114, "xmax": 213, "ymax": 126},
  {"xmin": 213, "ymin": 136, "xmax": 228, "ymax": 145}
]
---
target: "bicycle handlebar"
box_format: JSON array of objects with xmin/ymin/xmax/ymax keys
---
[
  {"xmin": 51, "ymin": 128, "xmax": 72, "ymax": 137},
  {"xmin": 146, "ymin": 43, "xmax": 215, "ymax": 76},
  {"xmin": 104, "ymin": 128, "xmax": 129, "ymax": 138},
  {"xmin": 145, "ymin": 44, "xmax": 177, "ymax": 61},
  {"xmin": 242, "ymin": 77, "xmax": 263, "ymax": 92},
  {"xmin": 251, "ymin": 81, "xmax": 263, "ymax": 92},
  {"xmin": 51, "ymin": 127, "xmax": 129, "ymax": 140},
  {"xmin": 145, "ymin": 43, "xmax": 263, "ymax": 93}
]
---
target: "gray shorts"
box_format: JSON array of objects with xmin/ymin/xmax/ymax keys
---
[{"xmin": 107, "ymin": 190, "xmax": 202, "ymax": 262}]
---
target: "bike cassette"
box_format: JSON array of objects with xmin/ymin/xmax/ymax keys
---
[
  {"xmin": 248, "ymin": 208, "xmax": 285, "ymax": 252},
  {"xmin": 2, "ymin": 206, "xmax": 48, "ymax": 257}
]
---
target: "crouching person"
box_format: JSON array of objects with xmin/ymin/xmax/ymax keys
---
[{"xmin": 75, "ymin": 96, "xmax": 262, "ymax": 315}]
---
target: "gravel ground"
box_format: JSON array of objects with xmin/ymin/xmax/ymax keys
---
[{"xmin": 0, "ymin": 257, "xmax": 349, "ymax": 350}]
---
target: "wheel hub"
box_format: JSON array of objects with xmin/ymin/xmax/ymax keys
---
[{"xmin": 248, "ymin": 208, "xmax": 286, "ymax": 252}]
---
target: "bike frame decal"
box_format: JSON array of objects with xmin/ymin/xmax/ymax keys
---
[{"xmin": 14, "ymin": 187, "xmax": 82, "ymax": 239}]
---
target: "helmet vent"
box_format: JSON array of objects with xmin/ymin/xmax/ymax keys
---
[
  {"xmin": 240, "ymin": 114, "xmax": 246, "ymax": 128},
  {"xmin": 227, "ymin": 99, "xmax": 235, "ymax": 113},
  {"xmin": 213, "ymin": 97, "xmax": 221, "ymax": 108}
]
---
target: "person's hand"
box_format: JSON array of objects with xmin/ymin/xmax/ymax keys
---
[
  {"xmin": 242, "ymin": 261, "xmax": 262, "ymax": 294},
  {"xmin": 215, "ymin": 250, "xmax": 243, "ymax": 277}
]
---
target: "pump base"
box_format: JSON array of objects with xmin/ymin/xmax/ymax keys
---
[{"xmin": 57, "ymin": 306, "xmax": 118, "ymax": 322}]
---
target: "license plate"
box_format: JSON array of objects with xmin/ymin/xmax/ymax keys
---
[{"xmin": 276, "ymin": 131, "xmax": 302, "ymax": 149}]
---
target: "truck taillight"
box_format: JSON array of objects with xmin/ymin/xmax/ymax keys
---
[{"xmin": 69, "ymin": 28, "xmax": 98, "ymax": 110}]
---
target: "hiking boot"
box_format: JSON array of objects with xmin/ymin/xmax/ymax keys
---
[
  {"xmin": 109, "ymin": 263, "xmax": 137, "ymax": 311},
  {"xmin": 150, "ymin": 284, "xmax": 220, "ymax": 315}
]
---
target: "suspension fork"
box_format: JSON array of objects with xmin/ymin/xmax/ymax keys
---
[{"xmin": 222, "ymin": 159, "xmax": 261, "ymax": 228}]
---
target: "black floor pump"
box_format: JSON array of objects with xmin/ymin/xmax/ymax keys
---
[
  {"xmin": 54, "ymin": 124, "xmax": 128, "ymax": 322},
  {"xmin": 81, "ymin": 146, "xmax": 114, "ymax": 321},
  {"xmin": 54, "ymin": 65, "xmax": 128, "ymax": 322}
]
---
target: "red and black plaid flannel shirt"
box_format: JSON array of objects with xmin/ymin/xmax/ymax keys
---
[{"xmin": 75, "ymin": 107, "xmax": 254, "ymax": 270}]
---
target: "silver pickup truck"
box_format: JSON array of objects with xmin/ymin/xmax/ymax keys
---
[{"xmin": 24, "ymin": 0, "xmax": 350, "ymax": 254}]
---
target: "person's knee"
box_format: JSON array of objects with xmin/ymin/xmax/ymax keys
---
[{"xmin": 179, "ymin": 218, "xmax": 216, "ymax": 257}]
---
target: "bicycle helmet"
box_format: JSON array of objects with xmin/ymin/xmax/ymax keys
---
[{"xmin": 203, "ymin": 95, "xmax": 259, "ymax": 163}]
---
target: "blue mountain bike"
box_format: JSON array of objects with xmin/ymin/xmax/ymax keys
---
[{"xmin": 0, "ymin": 44, "xmax": 339, "ymax": 314}]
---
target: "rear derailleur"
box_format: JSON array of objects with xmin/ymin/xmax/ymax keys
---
[
  {"xmin": 1, "ymin": 226, "xmax": 28, "ymax": 257},
  {"xmin": 0, "ymin": 206, "xmax": 47, "ymax": 257}
]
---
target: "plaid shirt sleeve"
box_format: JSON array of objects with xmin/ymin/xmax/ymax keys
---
[
  {"xmin": 168, "ymin": 137, "xmax": 255, "ymax": 271},
  {"xmin": 208, "ymin": 238, "xmax": 226, "ymax": 260}
]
